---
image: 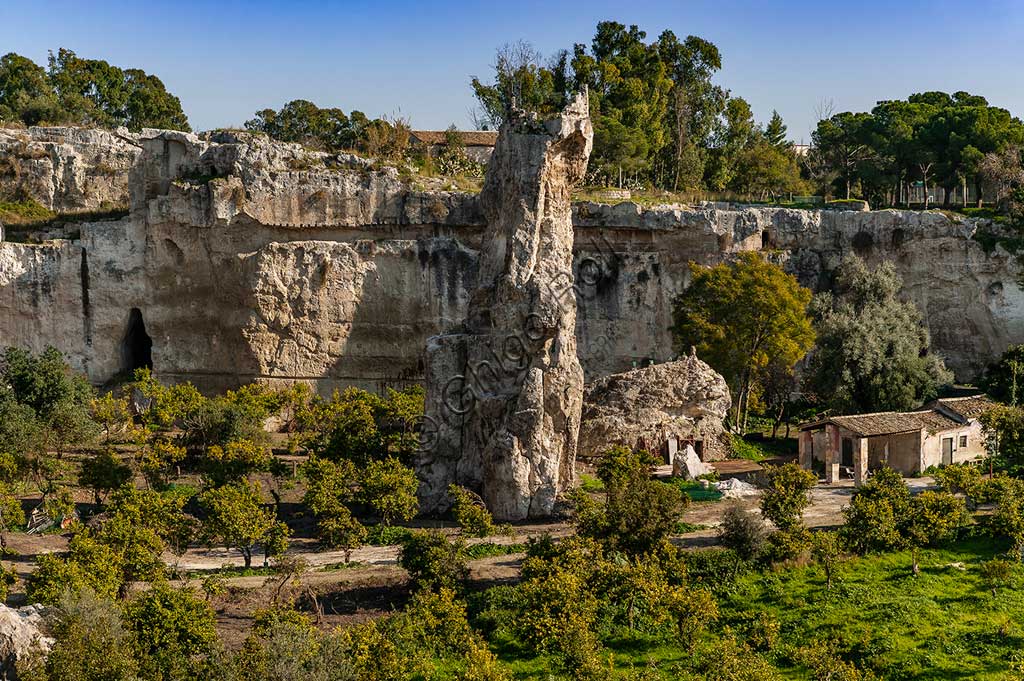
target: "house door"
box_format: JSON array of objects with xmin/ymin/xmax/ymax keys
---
[
  {"xmin": 941, "ymin": 437, "xmax": 954, "ymax": 466},
  {"xmin": 841, "ymin": 438, "xmax": 853, "ymax": 467}
]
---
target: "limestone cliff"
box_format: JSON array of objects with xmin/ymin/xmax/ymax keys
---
[
  {"xmin": 0, "ymin": 126, "xmax": 1021, "ymax": 401},
  {"xmin": 418, "ymin": 93, "xmax": 592, "ymax": 520},
  {"xmin": 0, "ymin": 127, "xmax": 138, "ymax": 212}
]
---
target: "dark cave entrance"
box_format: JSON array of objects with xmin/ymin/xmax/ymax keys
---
[{"xmin": 122, "ymin": 308, "xmax": 153, "ymax": 373}]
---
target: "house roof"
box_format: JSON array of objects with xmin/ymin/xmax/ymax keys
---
[
  {"xmin": 928, "ymin": 395, "xmax": 995, "ymax": 421},
  {"xmin": 800, "ymin": 409, "xmax": 961, "ymax": 437},
  {"xmin": 411, "ymin": 130, "xmax": 499, "ymax": 147}
]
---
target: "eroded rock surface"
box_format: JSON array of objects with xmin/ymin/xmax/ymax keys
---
[
  {"xmin": 578, "ymin": 354, "xmax": 732, "ymax": 462},
  {"xmin": 418, "ymin": 93, "xmax": 593, "ymax": 520},
  {"xmin": 0, "ymin": 603, "xmax": 52, "ymax": 679},
  {"xmin": 0, "ymin": 127, "xmax": 139, "ymax": 212},
  {"xmin": 0, "ymin": 125, "xmax": 1022, "ymax": 399}
]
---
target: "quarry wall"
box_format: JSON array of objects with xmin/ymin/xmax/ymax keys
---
[{"xmin": 1, "ymin": 127, "xmax": 1021, "ymax": 393}]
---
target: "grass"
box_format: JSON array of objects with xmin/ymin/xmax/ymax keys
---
[
  {"xmin": 0, "ymin": 198, "xmax": 55, "ymax": 225},
  {"xmin": 579, "ymin": 473, "xmax": 604, "ymax": 493},
  {"xmin": 715, "ymin": 535, "xmax": 1024, "ymax": 679},
  {"xmin": 661, "ymin": 478, "xmax": 723, "ymax": 503},
  {"xmin": 484, "ymin": 536, "xmax": 1024, "ymax": 679},
  {"xmin": 731, "ymin": 434, "xmax": 798, "ymax": 462}
]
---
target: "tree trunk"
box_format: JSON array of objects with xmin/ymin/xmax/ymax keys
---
[
  {"xmin": 243, "ymin": 548, "xmax": 252, "ymax": 569},
  {"xmin": 825, "ymin": 566, "xmax": 832, "ymax": 590},
  {"xmin": 942, "ymin": 184, "xmax": 954, "ymax": 209},
  {"xmin": 845, "ymin": 177, "xmax": 852, "ymax": 200},
  {"xmin": 911, "ymin": 548, "xmax": 920, "ymax": 576},
  {"xmin": 975, "ymin": 179, "xmax": 984, "ymax": 208}
]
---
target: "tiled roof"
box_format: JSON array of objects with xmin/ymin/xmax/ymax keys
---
[
  {"xmin": 930, "ymin": 395, "xmax": 996, "ymax": 420},
  {"xmin": 802, "ymin": 409, "xmax": 961, "ymax": 437},
  {"xmin": 411, "ymin": 130, "xmax": 499, "ymax": 147}
]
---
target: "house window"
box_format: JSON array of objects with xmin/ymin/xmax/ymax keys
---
[{"xmin": 959, "ymin": 435, "xmax": 968, "ymax": 448}]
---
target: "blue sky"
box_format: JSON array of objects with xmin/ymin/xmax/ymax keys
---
[{"xmin": 2, "ymin": 0, "xmax": 1022, "ymax": 140}]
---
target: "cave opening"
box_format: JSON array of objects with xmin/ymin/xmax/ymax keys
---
[{"xmin": 122, "ymin": 308, "xmax": 153, "ymax": 373}]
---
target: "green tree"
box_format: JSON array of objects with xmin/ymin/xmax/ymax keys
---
[
  {"xmin": 448, "ymin": 484, "xmax": 500, "ymax": 538},
  {"xmin": 0, "ymin": 52, "xmax": 62, "ymax": 125},
  {"xmin": 765, "ymin": 110, "xmax": 790, "ymax": 148},
  {"xmin": 202, "ymin": 438, "xmax": 271, "ymax": 487},
  {"xmin": 301, "ymin": 455, "xmax": 365, "ymax": 560},
  {"xmin": 359, "ymin": 457, "xmax": 419, "ymax": 526},
  {"xmin": 718, "ymin": 503, "xmax": 767, "ymax": 577},
  {"xmin": 470, "ymin": 41, "xmax": 569, "ymax": 129},
  {"xmin": 731, "ymin": 139, "xmax": 805, "ymax": 200},
  {"xmin": 978, "ymin": 558, "xmax": 1016, "ymax": 597},
  {"xmin": 571, "ymin": 446, "xmax": 688, "ymax": 555},
  {"xmin": 399, "ymin": 529, "xmax": 469, "ymax": 592},
  {"xmin": 988, "ymin": 477, "xmax": 1024, "ymax": 558},
  {"xmin": 46, "ymin": 48, "xmax": 189, "ymax": 131},
  {"xmin": 89, "ymin": 393, "xmax": 131, "ymax": 444},
  {"xmin": 903, "ymin": 490, "xmax": 966, "ymax": 574},
  {"xmin": 841, "ymin": 467, "xmax": 910, "ymax": 554},
  {"xmin": 981, "ymin": 344, "xmax": 1024, "ymax": 405},
  {"xmin": 811, "ymin": 111, "xmax": 873, "ymax": 199},
  {"xmin": 125, "ymin": 583, "xmax": 217, "ymax": 679},
  {"xmin": 78, "ymin": 449, "xmax": 132, "ymax": 505},
  {"xmin": 35, "ymin": 589, "xmax": 141, "ymax": 681},
  {"xmin": 29, "ymin": 532, "xmax": 124, "ymax": 604},
  {"xmin": 760, "ymin": 463, "xmax": 817, "ymax": 531},
  {"xmin": 245, "ymin": 98, "xmax": 364, "ymax": 151},
  {"xmin": 807, "ymin": 257, "xmax": 952, "ymax": 414},
  {"xmin": 200, "ymin": 480, "xmax": 283, "ymax": 568},
  {"xmin": 980, "ymin": 406, "xmax": 1024, "ymax": 476},
  {"xmin": 811, "ymin": 531, "xmax": 842, "ymax": 590},
  {"xmin": 672, "ymin": 253, "xmax": 815, "ymax": 430}
]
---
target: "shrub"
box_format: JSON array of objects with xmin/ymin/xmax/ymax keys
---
[
  {"xmin": 572, "ymin": 446, "xmax": 688, "ymax": 555},
  {"xmin": 841, "ymin": 467, "xmax": 910, "ymax": 554},
  {"xmin": 718, "ymin": 504, "xmax": 767, "ymax": 577},
  {"xmin": 759, "ymin": 462, "xmax": 817, "ymax": 530},
  {"xmin": 398, "ymin": 529, "xmax": 468, "ymax": 592},
  {"xmin": 359, "ymin": 457, "xmax": 419, "ymax": 526},
  {"xmin": 449, "ymin": 484, "xmax": 504, "ymax": 538}
]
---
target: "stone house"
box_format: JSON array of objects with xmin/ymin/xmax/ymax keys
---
[
  {"xmin": 797, "ymin": 395, "xmax": 994, "ymax": 484},
  {"xmin": 409, "ymin": 130, "xmax": 499, "ymax": 164}
]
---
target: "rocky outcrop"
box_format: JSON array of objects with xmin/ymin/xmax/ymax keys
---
[
  {"xmin": 0, "ymin": 603, "xmax": 52, "ymax": 679},
  {"xmin": 578, "ymin": 353, "xmax": 732, "ymax": 462},
  {"xmin": 0, "ymin": 127, "xmax": 139, "ymax": 212},
  {"xmin": 417, "ymin": 93, "xmax": 593, "ymax": 520}
]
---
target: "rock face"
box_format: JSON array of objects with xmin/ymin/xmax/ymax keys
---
[
  {"xmin": 0, "ymin": 127, "xmax": 139, "ymax": 212},
  {"xmin": 0, "ymin": 604, "xmax": 52, "ymax": 679},
  {"xmin": 578, "ymin": 354, "xmax": 732, "ymax": 462},
  {"xmin": 1, "ymin": 125, "xmax": 1024, "ymax": 400},
  {"xmin": 417, "ymin": 93, "xmax": 593, "ymax": 520}
]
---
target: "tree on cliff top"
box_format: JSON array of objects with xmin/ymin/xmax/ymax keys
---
[
  {"xmin": 0, "ymin": 49, "xmax": 189, "ymax": 131},
  {"xmin": 671, "ymin": 253, "xmax": 814, "ymax": 431},
  {"xmin": 806, "ymin": 257, "xmax": 952, "ymax": 414}
]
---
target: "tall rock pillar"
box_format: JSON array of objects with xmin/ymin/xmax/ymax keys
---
[{"xmin": 417, "ymin": 93, "xmax": 593, "ymax": 520}]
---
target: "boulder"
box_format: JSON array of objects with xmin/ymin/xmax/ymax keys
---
[
  {"xmin": 672, "ymin": 444, "xmax": 713, "ymax": 479},
  {"xmin": 417, "ymin": 92, "xmax": 593, "ymax": 521},
  {"xmin": 0, "ymin": 604, "xmax": 52, "ymax": 679},
  {"xmin": 578, "ymin": 352, "xmax": 732, "ymax": 461},
  {"xmin": 716, "ymin": 477, "xmax": 759, "ymax": 498}
]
